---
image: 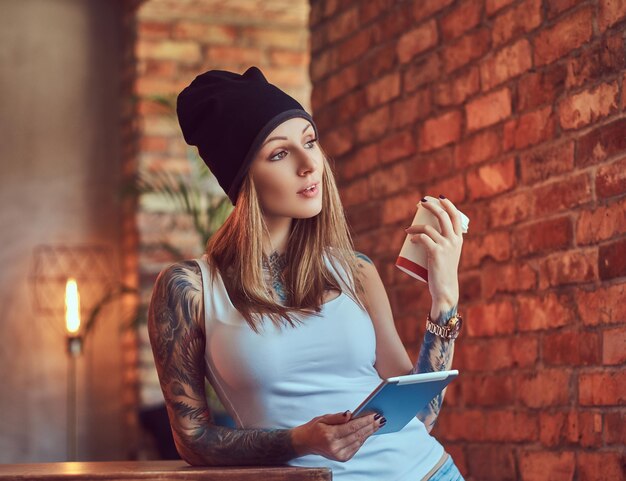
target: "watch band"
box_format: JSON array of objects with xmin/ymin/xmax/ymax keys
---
[{"xmin": 426, "ymin": 312, "xmax": 462, "ymax": 340}]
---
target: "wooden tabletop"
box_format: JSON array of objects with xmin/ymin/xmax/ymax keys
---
[{"xmin": 0, "ymin": 460, "xmax": 332, "ymax": 480}]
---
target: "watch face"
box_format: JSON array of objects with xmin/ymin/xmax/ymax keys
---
[{"xmin": 449, "ymin": 316, "xmax": 462, "ymax": 339}]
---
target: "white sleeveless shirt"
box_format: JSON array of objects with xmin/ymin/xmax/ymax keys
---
[{"xmin": 194, "ymin": 252, "xmax": 444, "ymax": 481}]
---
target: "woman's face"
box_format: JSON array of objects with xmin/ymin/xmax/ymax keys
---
[{"xmin": 249, "ymin": 117, "xmax": 324, "ymax": 220}]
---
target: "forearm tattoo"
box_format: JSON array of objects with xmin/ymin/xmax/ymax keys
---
[
  {"xmin": 148, "ymin": 260, "xmax": 298, "ymax": 466},
  {"xmin": 411, "ymin": 304, "xmax": 457, "ymax": 432}
]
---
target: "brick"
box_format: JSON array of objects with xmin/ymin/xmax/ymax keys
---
[
  {"xmin": 337, "ymin": 27, "xmax": 376, "ymax": 66},
  {"xmin": 391, "ymin": 88, "xmax": 432, "ymax": 128},
  {"xmin": 136, "ymin": 40, "xmax": 201, "ymax": 63},
  {"xmin": 428, "ymin": 172, "xmax": 467, "ymax": 204},
  {"xmin": 539, "ymin": 410, "xmax": 603, "ymax": 448},
  {"xmin": 365, "ymin": 72, "xmax": 401, "ymax": 108},
  {"xmin": 325, "ymin": 6, "xmax": 359, "ymax": 44},
  {"xmin": 558, "ymin": 81, "xmax": 620, "ymax": 131},
  {"xmin": 467, "ymin": 157, "xmax": 516, "ymax": 200},
  {"xmin": 503, "ymin": 106, "xmax": 555, "ymax": 151},
  {"xmin": 518, "ymin": 369, "xmax": 571, "ymax": 407},
  {"xmin": 605, "ymin": 412, "xmax": 626, "ymax": 444},
  {"xmin": 411, "ymin": 0, "xmax": 455, "ymax": 22},
  {"xmin": 325, "ymin": 65, "xmax": 359, "ymax": 102},
  {"xmin": 368, "ymin": 162, "xmax": 410, "ymax": 199},
  {"xmin": 576, "ymin": 197, "xmax": 626, "ymax": 245},
  {"xmin": 480, "ymin": 39, "xmax": 532, "ymax": 91},
  {"xmin": 538, "ymin": 248, "xmax": 598, "ymax": 289},
  {"xmin": 603, "ymin": 326, "xmax": 626, "ymax": 365},
  {"xmin": 566, "ymin": 33, "xmax": 625, "ymax": 88},
  {"xmin": 322, "ymin": 125, "xmax": 353, "ymax": 158},
  {"xmin": 485, "ymin": 410, "xmax": 538, "ymax": 441},
  {"xmin": 338, "ymin": 144, "xmax": 378, "ymax": 182},
  {"xmin": 520, "ymin": 140, "xmax": 574, "ymax": 185},
  {"xmin": 576, "ymin": 283, "xmax": 626, "ymax": 326},
  {"xmin": 532, "ymin": 172, "xmax": 593, "ymax": 217},
  {"xmin": 546, "ymin": 0, "xmax": 582, "ymax": 19},
  {"xmin": 171, "ymin": 22, "xmax": 236, "ymax": 44},
  {"xmin": 577, "ymin": 118, "xmax": 626, "ymax": 167},
  {"xmin": 518, "ymin": 291, "xmax": 575, "ymax": 331},
  {"xmin": 333, "ymin": 90, "xmax": 369, "ymax": 124},
  {"xmin": 403, "ymin": 54, "xmax": 441, "ymax": 93},
  {"xmin": 486, "ymin": 0, "xmax": 516, "ymax": 16},
  {"xmin": 492, "ymin": 0, "xmax": 542, "ymax": 46},
  {"xmin": 465, "ymin": 301, "xmax": 515, "ymax": 337},
  {"xmin": 519, "ymin": 451, "xmax": 575, "ymax": 481},
  {"xmin": 443, "ymin": 28, "xmax": 491, "ymax": 74},
  {"xmin": 461, "ymin": 373, "xmax": 515, "ymax": 406},
  {"xmin": 457, "ymin": 335, "xmax": 538, "ymax": 371},
  {"xmin": 397, "ymin": 20, "xmax": 438, "ymax": 64},
  {"xmin": 341, "ymin": 177, "xmax": 370, "ymax": 207},
  {"xmin": 596, "ymin": 155, "xmax": 626, "ymax": 199},
  {"xmin": 519, "ymin": 62, "xmax": 567, "ymax": 111},
  {"xmin": 579, "ymin": 370, "xmax": 626, "ymax": 406},
  {"xmin": 466, "ymin": 88, "xmax": 512, "ymax": 132},
  {"xmin": 434, "ymin": 66, "xmax": 480, "ymax": 107},
  {"xmin": 598, "ymin": 0, "xmax": 626, "ymax": 32},
  {"xmin": 533, "ymin": 6, "xmax": 594, "ymax": 66},
  {"xmin": 459, "ymin": 272, "xmax": 482, "ymax": 304},
  {"xmin": 377, "ymin": 2, "xmax": 413, "ymax": 43},
  {"xmin": 489, "ymin": 190, "xmax": 534, "ymax": 227},
  {"xmin": 461, "ymin": 230, "xmax": 512, "ymax": 268},
  {"xmin": 514, "ymin": 216, "xmax": 572, "ymax": 258},
  {"xmin": 355, "ymin": 105, "xmax": 390, "ymax": 142},
  {"xmin": 378, "ymin": 130, "xmax": 416, "ymax": 164},
  {"xmin": 269, "ymin": 49, "xmax": 309, "ymax": 67},
  {"xmin": 466, "ymin": 445, "xmax": 516, "ymax": 481},
  {"xmin": 138, "ymin": 21, "xmax": 171, "ymax": 39},
  {"xmin": 440, "ymin": 0, "xmax": 483, "ymax": 41},
  {"xmin": 542, "ymin": 329, "xmax": 601, "ymax": 366},
  {"xmin": 406, "ymin": 146, "xmax": 455, "ymax": 184},
  {"xmin": 206, "ymin": 45, "xmax": 263, "ymax": 64},
  {"xmin": 454, "ymin": 129, "xmax": 502, "ymax": 169},
  {"xmin": 244, "ymin": 27, "xmax": 306, "ymax": 50},
  {"xmin": 358, "ymin": 43, "xmax": 395, "ymax": 83},
  {"xmin": 482, "ymin": 261, "xmax": 537, "ymax": 298},
  {"xmin": 418, "ymin": 110, "xmax": 462, "ymax": 152},
  {"xmin": 599, "ymin": 237, "xmax": 626, "ymax": 281},
  {"xmin": 382, "ymin": 192, "xmax": 421, "ymax": 225},
  {"xmin": 345, "ymin": 203, "xmax": 382, "ymax": 234}
]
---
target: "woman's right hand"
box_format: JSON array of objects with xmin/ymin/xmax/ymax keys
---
[{"xmin": 290, "ymin": 411, "xmax": 386, "ymax": 462}]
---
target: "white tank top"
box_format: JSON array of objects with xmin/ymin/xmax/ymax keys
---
[{"xmin": 194, "ymin": 252, "xmax": 444, "ymax": 481}]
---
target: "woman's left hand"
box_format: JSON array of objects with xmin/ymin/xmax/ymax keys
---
[{"xmin": 405, "ymin": 195, "xmax": 464, "ymax": 306}]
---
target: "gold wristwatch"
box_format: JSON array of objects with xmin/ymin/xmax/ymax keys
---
[{"xmin": 426, "ymin": 312, "xmax": 463, "ymax": 340}]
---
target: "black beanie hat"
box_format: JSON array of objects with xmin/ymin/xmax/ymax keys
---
[{"xmin": 176, "ymin": 66, "xmax": 319, "ymax": 205}]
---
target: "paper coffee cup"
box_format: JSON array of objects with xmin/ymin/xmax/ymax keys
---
[{"xmin": 395, "ymin": 196, "xmax": 469, "ymax": 283}]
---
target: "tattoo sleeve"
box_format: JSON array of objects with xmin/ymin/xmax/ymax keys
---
[
  {"xmin": 410, "ymin": 304, "xmax": 457, "ymax": 433},
  {"xmin": 147, "ymin": 260, "xmax": 299, "ymax": 466}
]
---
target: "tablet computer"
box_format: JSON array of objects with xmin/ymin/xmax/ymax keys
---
[{"xmin": 351, "ymin": 370, "xmax": 458, "ymax": 435}]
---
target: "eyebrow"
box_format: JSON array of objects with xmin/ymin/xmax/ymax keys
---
[{"xmin": 262, "ymin": 123, "xmax": 312, "ymax": 147}]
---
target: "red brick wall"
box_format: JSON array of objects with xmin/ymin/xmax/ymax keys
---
[{"xmin": 309, "ymin": 1, "xmax": 625, "ymax": 480}]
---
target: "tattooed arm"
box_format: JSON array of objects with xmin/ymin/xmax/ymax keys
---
[
  {"xmin": 147, "ymin": 260, "xmax": 299, "ymax": 466},
  {"xmin": 410, "ymin": 302, "xmax": 457, "ymax": 433},
  {"xmin": 352, "ymin": 250, "xmax": 456, "ymax": 433}
]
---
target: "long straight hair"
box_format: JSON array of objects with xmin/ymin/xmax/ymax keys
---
[{"xmin": 205, "ymin": 146, "xmax": 366, "ymax": 333}]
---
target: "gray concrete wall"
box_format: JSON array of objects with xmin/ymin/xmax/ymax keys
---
[{"xmin": 0, "ymin": 0, "xmax": 129, "ymax": 462}]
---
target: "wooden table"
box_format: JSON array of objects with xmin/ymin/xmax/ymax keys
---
[{"xmin": 0, "ymin": 460, "xmax": 332, "ymax": 480}]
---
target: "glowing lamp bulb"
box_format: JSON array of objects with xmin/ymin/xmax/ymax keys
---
[{"xmin": 65, "ymin": 278, "xmax": 81, "ymax": 334}]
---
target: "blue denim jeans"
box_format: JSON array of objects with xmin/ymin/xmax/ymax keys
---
[{"xmin": 426, "ymin": 454, "xmax": 465, "ymax": 481}]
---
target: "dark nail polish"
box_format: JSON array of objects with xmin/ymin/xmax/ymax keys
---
[
  {"xmin": 421, "ymin": 197, "xmax": 428, "ymax": 202},
  {"xmin": 374, "ymin": 413, "xmax": 382, "ymax": 420},
  {"xmin": 380, "ymin": 417, "xmax": 387, "ymax": 424},
  {"xmin": 439, "ymin": 194, "xmax": 446, "ymax": 199},
  {"xmin": 343, "ymin": 410, "xmax": 350, "ymax": 417}
]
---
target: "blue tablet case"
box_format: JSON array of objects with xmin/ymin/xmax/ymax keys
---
[{"xmin": 351, "ymin": 370, "xmax": 459, "ymax": 435}]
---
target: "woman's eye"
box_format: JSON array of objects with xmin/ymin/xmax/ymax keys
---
[{"xmin": 269, "ymin": 138, "xmax": 317, "ymax": 161}]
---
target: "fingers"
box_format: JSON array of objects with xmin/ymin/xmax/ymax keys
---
[
  {"xmin": 334, "ymin": 414, "xmax": 385, "ymax": 461},
  {"xmin": 405, "ymin": 195, "xmax": 462, "ymax": 239}
]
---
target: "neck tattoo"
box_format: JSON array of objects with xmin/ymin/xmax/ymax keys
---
[{"xmin": 263, "ymin": 251, "xmax": 288, "ymax": 302}]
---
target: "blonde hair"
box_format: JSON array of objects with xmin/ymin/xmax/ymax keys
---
[{"xmin": 205, "ymin": 146, "xmax": 366, "ymax": 333}]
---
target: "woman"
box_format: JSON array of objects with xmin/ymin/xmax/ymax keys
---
[{"xmin": 148, "ymin": 66, "xmax": 465, "ymax": 481}]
